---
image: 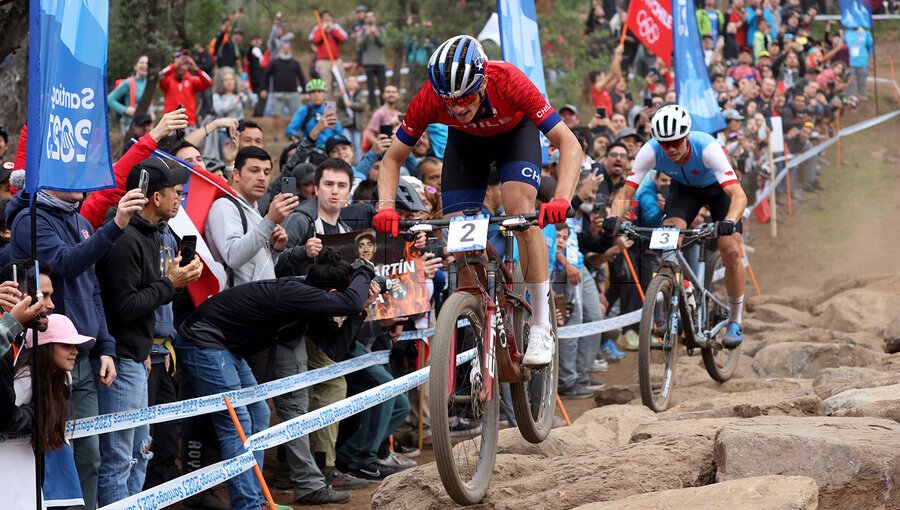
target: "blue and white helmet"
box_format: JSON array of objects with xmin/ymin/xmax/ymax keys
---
[{"xmin": 427, "ymin": 35, "xmax": 488, "ymax": 99}]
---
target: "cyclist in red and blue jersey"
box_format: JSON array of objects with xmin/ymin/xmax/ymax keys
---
[
  {"xmin": 604, "ymin": 104, "xmax": 748, "ymax": 348},
  {"xmin": 373, "ymin": 35, "xmax": 583, "ymax": 367}
]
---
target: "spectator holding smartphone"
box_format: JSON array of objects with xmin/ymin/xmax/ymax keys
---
[
  {"xmin": 364, "ymin": 85, "xmax": 402, "ymax": 148},
  {"xmin": 286, "ymin": 79, "xmax": 343, "ymax": 149}
]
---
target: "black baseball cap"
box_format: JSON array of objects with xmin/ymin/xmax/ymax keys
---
[
  {"xmin": 325, "ymin": 134, "xmax": 352, "ymax": 156},
  {"xmin": 126, "ymin": 158, "xmax": 190, "ymax": 196}
]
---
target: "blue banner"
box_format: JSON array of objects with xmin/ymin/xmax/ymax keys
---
[
  {"xmin": 496, "ymin": 0, "xmax": 551, "ymax": 164},
  {"xmin": 26, "ymin": 0, "xmax": 114, "ymax": 193},
  {"xmin": 838, "ymin": 0, "xmax": 873, "ymax": 29},
  {"xmin": 672, "ymin": 0, "xmax": 726, "ymax": 134}
]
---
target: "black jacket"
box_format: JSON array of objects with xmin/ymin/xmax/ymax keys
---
[
  {"xmin": 265, "ymin": 57, "xmax": 307, "ymax": 93},
  {"xmin": 178, "ymin": 265, "xmax": 374, "ymax": 361},
  {"xmin": 96, "ymin": 214, "xmax": 176, "ymax": 362}
]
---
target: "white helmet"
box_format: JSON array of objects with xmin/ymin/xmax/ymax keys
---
[{"xmin": 650, "ymin": 104, "xmax": 692, "ymax": 142}]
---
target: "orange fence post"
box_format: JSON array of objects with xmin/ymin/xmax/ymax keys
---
[
  {"xmin": 619, "ymin": 24, "xmax": 628, "ymax": 47},
  {"xmin": 556, "ymin": 395, "xmax": 572, "ymax": 426},
  {"xmin": 417, "ymin": 339, "xmax": 426, "ymax": 452},
  {"xmin": 783, "ymin": 143, "xmax": 792, "ymax": 216},
  {"xmin": 740, "ymin": 245, "xmax": 762, "ymax": 297},
  {"xmin": 224, "ymin": 397, "xmax": 277, "ymax": 510},
  {"xmin": 622, "ymin": 248, "xmax": 646, "ymax": 301},
  {"xmin": 890, "ymin": 58, "xmax": 899, "ymax": 102}
]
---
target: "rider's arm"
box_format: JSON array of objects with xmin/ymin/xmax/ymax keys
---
[
  {"xmin": 544, "ymin": 123, "xmax": 582, "ymax": 201},
  {"xmin": 611, "ymin": 143, "xmax": 655, "ymax": 217},
  {"xmin": 701, "ymin": 143, "xmax": 748, "ymax": 223},
  {"xmin": 380, "ymin": 84, "xmax": 433, "ymax": 210}
]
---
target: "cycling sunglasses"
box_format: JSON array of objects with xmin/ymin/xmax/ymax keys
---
[
  {"xmin": 659, "ymin": 137, "xmax": 687, "ymax": 150},
  {"xmin": 440, "ymin": 93, "xmax": 480, "ymax": 108}
]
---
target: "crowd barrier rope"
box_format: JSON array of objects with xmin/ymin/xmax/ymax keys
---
[
  {"xmin": 67, "ymin": 350, "xmax": 391, "ymax": 439},
  {"xmin": 747, "ymin": 108, "xmax": 900, "ymax": 215}
]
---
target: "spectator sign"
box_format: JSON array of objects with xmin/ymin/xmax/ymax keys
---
[
  {"xmin": 26, "ymin": 0, "xmax": 115, "ymax": 193},
  {"xmin": 323, "ymin": 230, "xmax": 432, "ymax": 321}
]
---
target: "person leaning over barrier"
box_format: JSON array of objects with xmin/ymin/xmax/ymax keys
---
[{"xmin": 173, "ymin": 248, "xmax": 378, "ymax": 510}]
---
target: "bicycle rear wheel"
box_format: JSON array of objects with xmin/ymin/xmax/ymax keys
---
[
  {"xmin": 509, "ymin": 265, "xmax": 559, "ymax": 443},
  {"xmin": 638, "ymin": 274, "xmax": 679, "ymax": 412},
  {"xmin": 701, "ymin": 251, "xmax": 741, "ymax": 382},
  {"xmin": 429, "ymin": 292, "xmax": 500, "ymax": 505}
]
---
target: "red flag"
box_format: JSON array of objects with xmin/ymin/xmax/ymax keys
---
[
  {"xmin": 626, "ymin": 0, "xmax": 673, "ymax": 66},
  {"xmin": 170, "ymin": 166, "xmax": 236, "ymax": 306}
]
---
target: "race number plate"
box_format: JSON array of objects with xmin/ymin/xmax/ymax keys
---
[
  {"xmin": 649, "ymin": 228, "xmax": 679, "ymax": 250},
  {"xmin": 447, "ymin": 214, "xmax": 489, "ymax": 253}
]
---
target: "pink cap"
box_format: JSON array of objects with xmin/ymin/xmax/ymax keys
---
[{"xmin": 25, "ymin": 314, "xmax": 95, "ymax": 349}]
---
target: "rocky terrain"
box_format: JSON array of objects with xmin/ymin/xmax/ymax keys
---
[{"xmin": 371, "ymin": 274, "xmax": 900, "ymax": 509}]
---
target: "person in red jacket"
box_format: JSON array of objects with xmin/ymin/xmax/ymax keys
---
[
  {"xmin": 309, "ymin": 10, "xmax": 348, "ymax": 98},
  {"xmin": 80, "ymin": 109, "xmax": 189, "ymax": 229},
  {"xmin": 158, "ymin": 51, "xmax": 213, "ymax": 125}
]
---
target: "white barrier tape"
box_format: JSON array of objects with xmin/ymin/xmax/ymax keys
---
[
  {"xmin": 556, "ymin": 309, "xmax": 643, "ymax": 339},
  {"xmin": 98, "ymin": 451, "xmax": 257, "ymax": 510},
  {"xmin": 748, "ymin": 109, "xmax": 900, "ymax": 214},
  {"xmin": 397, "ymin": 318, "xmax": 471, "ymax": 341},
  {"xmin": 815, "ymin": 14, "xmax": 900, "ymax": 20},
  {"xmin": 244, "ymin": 348, "xmax": 477, "ymax": 452},
  {"xmin": 67, "ymin": 350, "xmax": 390, "ymax": 439}
]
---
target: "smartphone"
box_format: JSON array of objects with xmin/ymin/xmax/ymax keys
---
[
  {"xmin": 658, "ymin": 183, "xmax": 671, "ymax": 200},
  {"xmin": 138, "ymin": 168, "xmax": 150, "ymax": 198},
  {"xmin": 625, "ymin": 92, "xmax": 633, "ymax": 102},
  {"xmin": 323, "ymin": 101, "xmax": 337, "ymax": 116},
  {"xmin": 237, "ymin": 119, "xmax": 246, "ymax": 132},
  {"xmin": 595, "ymin": 107, "xmax": 606, "ymax": 119},
  {"xmin": 13, "ymin": 263, "xmax": 35, "ymax": 302},
  {"xmin": 281, "ymin": 176, "xmax": 297, "ymax": 196},
  {"xmin": 180, "ymin": 235, "xmax": 197, "ymax": 267},
  {"xmin": 379, "ymin": 124, "xmax": 394, "ymax": 137},
  {"xmin": 175, "ymin": 103, "xmax": 185, "ymax": 139},
  {"xmin": 424, "ymin": 237, "xmax": 443, "ymax": 258},
  {"xmin": 644, "ymin": 96, "xmax": 653, "ymax": 108}
]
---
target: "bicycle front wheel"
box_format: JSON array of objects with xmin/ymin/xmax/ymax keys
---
[
  {"xmin": 638, "ymin": 274, "xmax": 679, "ymax": 412},
  {"xmin": 509, "ymin": 265, "xmax": 559, "ymax": 443},
  {"xmin": 429, "ymin": 292, "xmax": 500, "ymax": 505},
  {"xmin": 701, "ymin": 251, "xmax": 741, "ymax": 382}
]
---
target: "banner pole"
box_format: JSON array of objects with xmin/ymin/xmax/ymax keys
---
[
  {"xmin": 313, "ymin": 9, "xmax": 353, "ymax": 115},
  {"xmin": 619, "ymin": 24, "xmax": 628, "ymax": 48},
  {"xmin": 224, "ymin": 397, "xmax": 277, "ymax": 510}
]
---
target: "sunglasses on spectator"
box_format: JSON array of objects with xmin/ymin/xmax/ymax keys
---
[
  {"xmin": 659, "ymin": 138, "xmax": 686, "ymax": 150},
  {"xmin": 607, "ymin": 151, "xmax": 628, "ymax": 159}
]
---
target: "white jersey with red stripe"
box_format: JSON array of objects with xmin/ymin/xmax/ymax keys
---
[
  {"xmin": 625, "ymin": 131, "xmax": 739, "ymax": 190},
  {"xmin": 396, "ymin": 60, "xmax": 561, "ymax": 146}
]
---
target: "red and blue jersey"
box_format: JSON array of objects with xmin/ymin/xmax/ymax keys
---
[{"xmin": 397, "ymin": 61, "xmax": 561, "ymax": 146}]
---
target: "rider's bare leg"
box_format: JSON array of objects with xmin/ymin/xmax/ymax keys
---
[
  {"xmin": 718, "ymin": 232, "xmax": 745, "ymax": 323},
  {"xmin": 500, "ymin": 181, "xmax": 550, "ymax": 331}
]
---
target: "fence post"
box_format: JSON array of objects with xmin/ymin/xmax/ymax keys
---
[{"xmin": 224, "ymin": 397, "xmax": 277, "ymax": 510}]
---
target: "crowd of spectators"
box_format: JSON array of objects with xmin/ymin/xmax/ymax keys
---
[{"xmin": 0, "ymin": 1, "xmax": 877, "ymax": 509}]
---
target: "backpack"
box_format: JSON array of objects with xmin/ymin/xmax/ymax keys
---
[
  {"xmin": 113, "ymin": 76, "xmax": 137, "ymax": 108},
  {"xmin": 214, "ymin": 194, "xmax": 248, "ymax": 288}
]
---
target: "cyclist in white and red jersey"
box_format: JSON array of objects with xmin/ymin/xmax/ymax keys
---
[
  {"xmin": 373, "ymin": 35, "xmax": 583, "ymax": 367},
  {"xmin": 603, "ymin": 104, "xmax": 748, "ymax": 347}
]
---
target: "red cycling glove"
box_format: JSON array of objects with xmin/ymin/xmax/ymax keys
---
[
  {"xmin": 538, "ymin": 198, "xmax": 570, "ymax": 228},
  {"xmin": 373, "ymin": 208, "xmax": 401, "ymax": 237}
]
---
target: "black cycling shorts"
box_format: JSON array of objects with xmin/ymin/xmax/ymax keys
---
[
  {"xmin": 664, "ymin": 180, "xmax": 743, "ymax": 233},
  {"xmin": 441, "ymin": 121, "xmax": 542, "ymax": 215}
]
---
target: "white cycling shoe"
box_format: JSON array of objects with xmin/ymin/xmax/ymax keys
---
[{"xmin": 522, "ymin": 326, "xmax": 555, "ymax": 367}]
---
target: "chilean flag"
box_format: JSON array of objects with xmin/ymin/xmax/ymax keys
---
[{"xmin": 157, "ymin": 152, "xmax": 233, "ymax": 306}]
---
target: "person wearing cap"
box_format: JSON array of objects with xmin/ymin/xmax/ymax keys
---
[
  {"xmin": 0, "ymin": 161, "xmax": 12, "ymax": 202},
  {"xmin": 286, "ymin": 78, "xmax": 344, "ymax": 149},
  {"xmin": 93, "ymin": 159, "xmax": 203, "ymax": 505},
  {"xmin": 1, "ymin": 313, "xmax": 101, "ymax": 510},
  {"xmin": 722, "ymin": 108, "xmax": 745, "ymax": 139},
  {"xmin": 558, "ymin": 104, "xmax": 581, "ymax": 130},
  {"xmin": 265, "ymin": 41, "xmax": 308, "ymax": 118},
  {"xmin": 615, "ymin": 127, "xmax": 644, "ymax": 158}
]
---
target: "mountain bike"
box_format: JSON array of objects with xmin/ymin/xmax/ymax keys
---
[
  {"xmin": 399, "ymin": 212, "xmax": 558, "ymax": 505},
  {"xmin": 620, "ymin": 223, "xmax": 740, "ymax": 412}
]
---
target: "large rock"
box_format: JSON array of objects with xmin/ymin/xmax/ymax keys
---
[
  {"xmin": 715, "ymin": 416, "xmax": 900, "ymax": 509},
  {"xmin": 630, "ymin": 417, "xmax": 741, "ymax": 442},
  {"xmin": 662, "ymin": 385, "xmax": 823, "ymax": 420},
  {"xmin": 575, "ymin": 475, "xmax": 819, "ymax": 510},
  {"xmin": 752, "ymin": 303, "xmax": 815, "ymax": 327},
  {"xmin": 752, "ymin": 342, "xmax": 885, "ymax": 379},
  {"xmin": 812, "ymin": 367, "xmax": 900, "ymax": 399},
  {"xmin": 813, "ymin": 288, "xmax": 900, "ymax": 337},
  {"xmin": 577, "ymin": 405, "xmax": 658, "ymax": 447},
  {"xmin": 824, "ymin": 384, "xmax": 900, "ymax": 422},
  {"xmin": 594, "ymin": 384, "xmax": 639, "ymax": 407},
  {"xmin": 373, "ymin": 433, "xmax": 715, "ymax": 510}
]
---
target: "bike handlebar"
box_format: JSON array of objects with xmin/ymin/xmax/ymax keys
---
[
  {"xmin": 398, "ymin": 209, "xmax": 575, "ymax": 231},
  {"xmin": 620, "ymin": 223, "xmax": 718, "ymax": 240}
]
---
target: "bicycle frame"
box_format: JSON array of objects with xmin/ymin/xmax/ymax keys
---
[
  {"xmin": 447, "ymin": 227, "xmax": 531, "ymax": 403},
  {"xmin": 675, "ymin": 247, "xmax": 730, "ymax": 349}
]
